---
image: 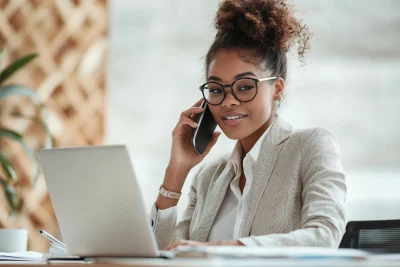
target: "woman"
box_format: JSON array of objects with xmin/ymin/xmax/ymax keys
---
[{"xmin": 150, "ymin": 0, "xmax": 346, "ymax": 250}]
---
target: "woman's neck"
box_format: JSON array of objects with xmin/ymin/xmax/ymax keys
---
[{"xmin": 240, "ymin": 114, "xmax": 276, "ymax": 155}]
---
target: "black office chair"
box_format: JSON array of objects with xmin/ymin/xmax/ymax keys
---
[{"xmin": 339, "ymin": 219, "xmax": 400, "ymax": 253}]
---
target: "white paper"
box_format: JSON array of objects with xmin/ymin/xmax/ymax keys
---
[{"xmin": 0, "ymin": 251, "xmax": 44, "ymax": 261}]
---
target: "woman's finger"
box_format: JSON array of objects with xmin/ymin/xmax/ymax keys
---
[
  {"xmin": 178, "ymin": 116, "xmax": 198, "ymax": 129},
  {"xmin": 192, "ymin": 98, "xmax": 204, "ymax": 108},
  {"xmin": 165, "ymin": 243, "xmax": 178, "ymax": 251},
  {"xmin": 165, "ymin": 240, "xmax": 187, "ymax": 251},
  {"xmin": 180, "ymin": 107, "xmax": 204, "ymax": 118}
]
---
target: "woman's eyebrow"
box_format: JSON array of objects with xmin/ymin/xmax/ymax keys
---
[
  {"xmin": 207, "ymin": 75, "xmax": 221, "ymax": 82},
  {"xmin": 234, "ymin": 71, "xmax": 257, "ymax": 79},
  {"xmin": 208, "ymin": 71, "xmax": 257, "ymax": 82}
]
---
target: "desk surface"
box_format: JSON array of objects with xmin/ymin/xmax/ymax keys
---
[{"xmin": 1, "ymin": 258, "xmax": 400, "ymax": 267}]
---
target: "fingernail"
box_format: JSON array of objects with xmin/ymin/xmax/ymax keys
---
[{"xmin": 194, "ymin": 122, "xmax": 198, "ymax": 127}]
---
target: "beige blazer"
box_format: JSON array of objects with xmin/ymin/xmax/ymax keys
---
[{"xmin": 151, "ymin": 116, "xmax": 346, "ymax": 250}]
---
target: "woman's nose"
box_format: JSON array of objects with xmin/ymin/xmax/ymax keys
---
[{"xmin": 222, "ymin": 87, "xmax": 240, "ymax": 107}]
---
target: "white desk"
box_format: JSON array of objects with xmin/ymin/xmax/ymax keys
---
[{"xmin": 1, "ymin": 258, "xmax": 400, "ymax": 267}]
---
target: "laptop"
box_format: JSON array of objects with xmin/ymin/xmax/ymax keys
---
[{"xmin": 37, "ymin": 145, "xmax": 171, "ymax": 258}]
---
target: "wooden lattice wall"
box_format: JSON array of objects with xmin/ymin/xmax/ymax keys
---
[{"xmin": 0, "ymin": 0, "xmax": 108, "ymax": 251}]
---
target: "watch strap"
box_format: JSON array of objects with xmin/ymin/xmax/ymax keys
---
[{"xmin": 159, "ymin": 185, "xmax": 182, "ymax": 200}]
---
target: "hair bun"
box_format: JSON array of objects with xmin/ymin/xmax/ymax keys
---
[
  {"xmin": 214, "ymin": 0, "xmax": 311, "ymax": 60},
  {"xmin": 216, "ymin": 1, "xmax": 266, "ymax": 41}
]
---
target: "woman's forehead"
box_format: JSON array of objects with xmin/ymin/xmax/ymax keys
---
[{"xmin": 207, "ymin": 48, "xmax": 268, "ymax": 81}]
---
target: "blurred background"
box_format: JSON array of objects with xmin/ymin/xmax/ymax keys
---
[
  {"xmin": 108, "ymin": 0, "xmax": 400, "ymax": 222},
  {"xmin": 0, "ymin": 0, "xmax": 399, "ymax": 251}
]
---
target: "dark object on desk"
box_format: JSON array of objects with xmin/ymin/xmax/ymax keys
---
[{"xmin": 339, "ymin": 219, "xmax": 400, "ymax": 253}]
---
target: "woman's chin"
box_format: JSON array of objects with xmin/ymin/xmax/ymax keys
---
[{"xmin": 220, "ymin": 129, "xmax": 248, "ymax": 141}]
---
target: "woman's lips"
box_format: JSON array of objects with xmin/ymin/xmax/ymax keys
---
[{"xmin": 221, "ymin": 113, "xmax": 248, "ymax": 126}]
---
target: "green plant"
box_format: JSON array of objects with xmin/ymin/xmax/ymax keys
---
[{"xmin": 0, "ymin": 50, "xmax": 55, "ymax": 216}]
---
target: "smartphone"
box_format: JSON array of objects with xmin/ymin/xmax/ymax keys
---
[{"xmin": 192, "ymin": 101, "xmax": 217, "ymax": 154}]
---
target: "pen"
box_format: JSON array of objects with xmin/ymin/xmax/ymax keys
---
[{"xmin": 39, "ymin": 230, "xmax": 67, "ymax": 248}]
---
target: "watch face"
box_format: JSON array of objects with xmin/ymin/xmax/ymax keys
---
[
  {"xmin": 162, "ymin": 188, "xmax": 168, "ymax": 197},
  {"xmin": 159, "ymin": 187, "xmax": 166, "ymax": 197}
]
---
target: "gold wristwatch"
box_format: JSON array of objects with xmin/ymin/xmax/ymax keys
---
[{"xmin": 159, "ymin": 185, "xmax": 182, "ymax": 200}]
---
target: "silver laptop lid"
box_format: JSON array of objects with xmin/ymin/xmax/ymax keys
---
[{"xmin": 37, "ymin": 145, "xmax": 159, "ymax": 257}]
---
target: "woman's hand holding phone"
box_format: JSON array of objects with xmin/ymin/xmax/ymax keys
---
[
  {"xmin": 170, "ymin": 98, "xmax": 220, "ymax": 170},
  {"xmin": 156, "ymin": 99, "xmax": 221, "ymax": 210}
]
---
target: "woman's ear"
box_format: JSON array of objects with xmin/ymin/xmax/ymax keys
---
[{"xmin": 274, "ymin": 77, "xmax": 285, "ymax": 99}]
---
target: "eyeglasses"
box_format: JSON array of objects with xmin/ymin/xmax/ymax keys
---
[{"xmin": 199, "ymin": 77, "xmax": 278, "ymax": 106}]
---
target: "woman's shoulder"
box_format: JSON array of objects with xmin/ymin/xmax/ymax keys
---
[
  {"xmin": 273, "ymin": 116, "xmax": 338, "ymax": 147},
  {"xmin": 292, "ymin": 126, "xmax": 338, "ymax": 141},
  {"xmin": 290, "ymin": 126, "xmax": 341, "ymax": 156}
]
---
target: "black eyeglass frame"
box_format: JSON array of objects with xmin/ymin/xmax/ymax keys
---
[{"xmin": 199, "ymin": 76, "xmax": 278, "ymax": 106}]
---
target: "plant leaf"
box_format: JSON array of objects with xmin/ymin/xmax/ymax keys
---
[
  {"xmin": 0, "ymin": 178, "xmax": 17, "ymax": 213},
  {"xmin": 0, "ymin": 53, "xmax": 38, "ymax": 84},
  {"xmin": 0, "ymin": 129, "xmax": 39, "ymax": 184},
  {"xmin": 0, "ymin": 84, "xmax": 41, "ymax": 101},
  {"xmin": 30, "ymin": 116, "xmax": 56, "ymax": 148},
  {"xmin": 0, "ymin": 48, "xmax": 3, "ymax": 71},
  {"xmin": 0, "ymin": 152, "xmax": 17, "ymax": 181},
  {"xmin": 0, "ymin": 114, "xmax": 56, "ymax": 148},
  {"xmin": 0, "ymin": 85, "xmax": 55, "ymax": 148}
]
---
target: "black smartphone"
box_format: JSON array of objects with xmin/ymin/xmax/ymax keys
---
[{"xmin": 191, "ymin": 101, "xmax": 217, "ymax": 154}]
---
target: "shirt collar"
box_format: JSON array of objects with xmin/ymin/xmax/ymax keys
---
[{"xmin": 229, "ymin": 141, "xmax": 242, "ymax": 174}]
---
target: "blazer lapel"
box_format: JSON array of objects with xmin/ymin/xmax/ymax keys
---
[
  {"xmin": 240, "ymin": 116, "xmax": 293, "ymax": 237},
  {"xmin": 195, "ymin": 165, "xmax": 235, "ymax": 242}
]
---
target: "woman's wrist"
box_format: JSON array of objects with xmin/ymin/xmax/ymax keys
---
[
  {"xmin": 163, "ymin": 163, "xmax": 191, "ymax": 192},
  {"xmin": 167, "ymin": 161, "xmax": 193, "ymax": 174},
  {"xmin": 155, "ymin": 163, "xmax": 191, "ymax": 210}
]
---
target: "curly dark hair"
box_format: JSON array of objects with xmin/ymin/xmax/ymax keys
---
[{"xmin": 205, "ymin": 0, "xmax": 311, "ymax": 80}]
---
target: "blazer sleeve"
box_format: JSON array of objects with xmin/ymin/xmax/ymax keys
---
[
  {"xmin": 239, "ymin": 127, "xmax": 347, "ymax": 247},
  {"xmin": 150, "ymin": 165, "xmax": 201, "ymax": 250}
]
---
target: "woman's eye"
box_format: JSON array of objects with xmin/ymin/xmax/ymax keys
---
[
  {"xmin": 210, "ymin": 89, "xmax": 223, "ymax": 94},
  {"xmin": 238, "ymin": 86, "xmax": 254, "ymax": 91}
]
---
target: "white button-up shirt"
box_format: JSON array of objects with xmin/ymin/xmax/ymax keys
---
[{"xmin": 207, "ymin": 119, "xmax": 275, "ymax": 241}]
